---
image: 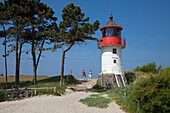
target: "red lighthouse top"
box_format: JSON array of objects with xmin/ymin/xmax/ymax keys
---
[{"xmin": 97, "ymin": 15, "xmax": 126, "ymax": 49}]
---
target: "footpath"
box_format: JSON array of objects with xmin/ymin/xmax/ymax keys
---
[{"xmin": 0, "ymin": 79, "xmax": 125, "ymax": 113}]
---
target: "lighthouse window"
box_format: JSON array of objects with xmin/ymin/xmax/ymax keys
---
[
  {"xmin": 113, "ymin": 48, "xmax": 117, "ymax": 54},
  {"xmin": 117, "ymin": 29, "xmax": 121, "ymax": 37},
  {"xmin": 102, "ymin": 29, "xmax": 106, "ymax": 37},
  {"xmin": 106, "ymin": 28, "xmax": 117, "ymax": 37},
  {"xmin": 114, "ymin": 60, "xmax": 116, "ymax": 63}
]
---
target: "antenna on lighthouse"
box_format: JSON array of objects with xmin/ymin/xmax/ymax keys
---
[{"xmin": 110, "ymin": 7, "xmax": 113, "ymax": 20}]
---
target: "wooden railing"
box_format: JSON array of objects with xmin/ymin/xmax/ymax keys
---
[{"xmin": 0, "ymin": 87, "xmax": 56, "ymax": 96}]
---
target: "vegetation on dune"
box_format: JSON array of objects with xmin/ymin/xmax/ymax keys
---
[
  {"xmin": 106, "ymin": 74, "xmax": 170, "ymax": 113},
  {"xmin": 92, "ymin": 82, "xmax": 104, "ymax": 90},
  {"xmin": 133, "ymin": 62, "xmax": 162, "ymax": 74},
  {"xmin": 131, "ymin": 74, "xmax": 170, "ymax": 113},
  {"xmin": 160, "ymin": 67, "xmax": 170, "ymax": 75},
  {"xmin": 0, "ymin": 75, "xmax": 49, "ymax": 83},
  {"xmin": 106, "ymin": 63, "xmax": 170, "ymax": 113},
  {"xmin": 0, "ymin": 75, "xmax": 76, "ymax": 102},
  {"xmin": 79, "ymin": 96, "xmax": 111, "ymax": 108}
]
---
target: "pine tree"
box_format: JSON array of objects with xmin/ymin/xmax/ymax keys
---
[
  {"xmin": 1, "ymin": 0, "xmax": 58, "ymax": 86},
  {"xmin": 57, "ymin": 3, "xmax": 100, "ymax": 83}
]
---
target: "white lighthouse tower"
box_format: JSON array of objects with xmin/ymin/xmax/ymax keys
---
[{"xmin": 97, "ymin": 14, "xmax": 127, "ymax": 87}]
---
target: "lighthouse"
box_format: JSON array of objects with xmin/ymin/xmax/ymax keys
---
[{"xmin": 97, "ymin": 14, "xmax": 127, "ymax": 88}]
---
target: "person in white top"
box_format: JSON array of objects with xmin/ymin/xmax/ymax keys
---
[{"xmin": 88, "ymin": 70, "xmax": 92, "ymax": 79}]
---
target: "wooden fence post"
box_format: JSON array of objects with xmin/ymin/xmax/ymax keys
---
[
  {"xmin": 134, "ymin": 99, "xmax": 140, "ymax": 112},
  {"xmin": 34, "ymin": 90, "xmax": 37, "ymax": 96},
  {"xmin": 60, "ymin": 80, "xmax": 61, "ymax": 87},
  {"xmin": 53, "ymin": 87, "xmax": 56, "ymax": 93},
  {"xmin": 63, "ymin": 79, "xmax": 65, "ymax": 85}
]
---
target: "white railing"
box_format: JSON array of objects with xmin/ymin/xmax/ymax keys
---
[{"xmin": 114, "ymin": 57, "xmax": 127, "ymax": 87}]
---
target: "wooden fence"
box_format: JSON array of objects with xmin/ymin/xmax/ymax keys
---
[{"xmin": 0, "ymin": 87, "xmax": 56, "ymax": 96}]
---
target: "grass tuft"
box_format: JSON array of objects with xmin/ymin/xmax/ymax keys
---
[{"xmin": 79, "ymin": 96, "xmax": 111, "ymax": 108}]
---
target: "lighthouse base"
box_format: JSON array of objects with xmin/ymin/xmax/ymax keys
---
[{"xmin": 98, "ymin": 73, "xmax": 125, "ymax": 88}]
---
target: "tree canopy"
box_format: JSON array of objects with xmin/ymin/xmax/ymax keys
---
[
  {"xmin": 133, "ymin": 62, "xmax": 162, "ymax": 74},
  {"xmin": 56, "ymin": 3, "xmax": 100, "ymax": 83}
]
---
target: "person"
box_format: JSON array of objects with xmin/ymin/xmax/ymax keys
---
[
  {"xmin": 82, "ymin": 70, "xmax": 86, "ymax": 79},
  {"xmin": 88, "ymin": 70, "xmax": 92, "ymax": 79}
]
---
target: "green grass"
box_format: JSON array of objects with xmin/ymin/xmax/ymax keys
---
[
  {"xmin": 0, "ymin": 75, "xmax": 49, "ymax": 83},
  {"xmin": 89, "ymin": 92, "xmax": 106, "ymax": 97},
  {"xmin": 106, "ymin": 85, "xmax": 145, "ymax": 113},
  {"xmin": 92, "ymin": 82, "xmax": 104, "ymax": 90},
  {"xmin": 79, "ymin": 96, "xmax": 111, "ymax": 108}
]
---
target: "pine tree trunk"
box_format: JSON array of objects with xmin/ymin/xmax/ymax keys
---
[
  {"xmin": 36, "ymin": 37, "xmax": 45, "ymax": 67},
  {"xmin": 61, "ymin": 51, "xmax": 65, "ymax": 82},
  {"xmin": 31, "ymin": 26, "xmax": 37, "ymax": 85},
  {"xmin": 33, "ymin": 56, "xmax": 37, "ymax": 85},
  {"xmin": 3, "ymin": 24, "xmax": 8, "ymax": 89},
  {"xmin": 18, "ymin": 42, "xmax": 23, "ymax": 81},
  {"xmin": 60, "ymin": 42, "xmax": 74, "ymax": 83},
  {"xmin": 15, "ymin": 35, "xmax": 19, "ymax": 86}
]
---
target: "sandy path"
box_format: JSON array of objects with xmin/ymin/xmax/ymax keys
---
[{"xmin": 0, "ymin": 79, "xmax": 125, "ymax": 113}]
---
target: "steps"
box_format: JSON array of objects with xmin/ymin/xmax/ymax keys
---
[{"xmin": 114, "ymin": 58, "xmax": 127, "ymax": 87}]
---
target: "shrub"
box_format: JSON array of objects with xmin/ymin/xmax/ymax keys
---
[
  {"xmin": 0, "ymin": 91, "xmax": 5, "ymax": 102},
  {"xmin": 106, "ymin": 85, "xmax": 140, "ymax": 113},
  {"xmin": 133, "ymin": 62, "xmax": 162, "ymax": 74},
  {"xmin": 124, "ymin": 71, "xmax": 135, "ymax": 84},
  {"xmin": 161, "ymin": 67, "xmax": 170, "ymax": 75},
  {"xmin": 92, "ymin": 82, "xmax": 103, "ymax": 90},
  {"xmin": 131, "ymin": 75, "xmax": 170, "ymax": 113}
]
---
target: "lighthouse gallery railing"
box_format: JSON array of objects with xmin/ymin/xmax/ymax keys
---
[{"xmin": 97, "ymin": 37, "xmax": 126, "ymax": 48}]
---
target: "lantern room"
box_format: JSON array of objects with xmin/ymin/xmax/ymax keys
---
[{"xmin": 97, "ymin": 15, "xmax": 126, "ymax": 49}]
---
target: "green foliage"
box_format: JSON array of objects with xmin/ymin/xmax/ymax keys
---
[
  {"xmin": 68, "ymin": 87, "xmax": 76, "ymax": 92},
  {"xmin": 106, "ymin": 85, "xmax": 145, "ymax": 113},
  {"xmin": 133, "ymin": 62, "xmax": 162, "ymax": 74},
  {"xmin": 106, "ymin": 74, "xmax": 170, "ymax": 113},
  {"xmin": 131, "ymin": 75, "xmax": 170, "ymax": 113},
  {"xmin": 57, "ymin": 2, "xmax": 100, "ymax": 82},
  {"xmin": 124, "ymin": 71, "xmax": 135, "ymax": 84},
  {"xmin": 161, "ymin": 67, "xmax": 170, "ymax": 75},
  {"xmin": 79, "ymin": 97, "xmax": 111, "ymax": 108},
  {"xmin": 58, "ymin": 3, "xmax": 100, "ymax": 44},
  {"xmin": 92, "ymin": 82, "xmax": 103, "ymax": 90},
  {"xmin": 0, "ymin": 91, "xmax": 5, "ymax": 102},
  {"xmin": 89, "ymin": 92, "xmax": 106, "ymax": 97}
]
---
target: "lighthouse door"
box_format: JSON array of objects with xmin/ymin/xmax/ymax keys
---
[{"xmin": 112, "ymin": 58, "xmax": 117, "ymax": 73}]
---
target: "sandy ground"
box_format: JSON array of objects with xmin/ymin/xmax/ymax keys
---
[{"xmin": 0, "ymin": 79, "xmax": 125, "ymax": 113}]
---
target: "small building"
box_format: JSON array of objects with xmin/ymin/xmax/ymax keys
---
[{"xmin": 97, "ymin": 14, "xmax": 127, "ymax": 88}]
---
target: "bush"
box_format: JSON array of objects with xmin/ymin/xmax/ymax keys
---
[
  {"xmin": 133, "ymin": 62, "xmax": 162, "ymax": 74},
  {"xmin": 131, "ymin": 75, "xmax": 170, "ymax": 113},
  {"xmin": 106, "ymin": 74, "xmax": 170, "ymax": 113},
  {"xmin": 0, "ymin": 91, "xmax": 5, "ymax": 102},
  {"xmin": 92, "ymin": 82, "xmax": 103, "ymax": 90},
  {"xmin": 124, "ymin": 71, "xmax": 135, "ymax": 84},
  {"xmin": 106, "ymin": 85, "xmax": 141, "ymax": 113},
  {"xmin": 161, "ymin": 67, "xmax": 170, "ymax": 75}
]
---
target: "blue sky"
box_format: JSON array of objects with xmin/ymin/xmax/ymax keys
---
[{"xmin": 0, "ymin": 0, "xmax": 170, "ymax": 78}]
